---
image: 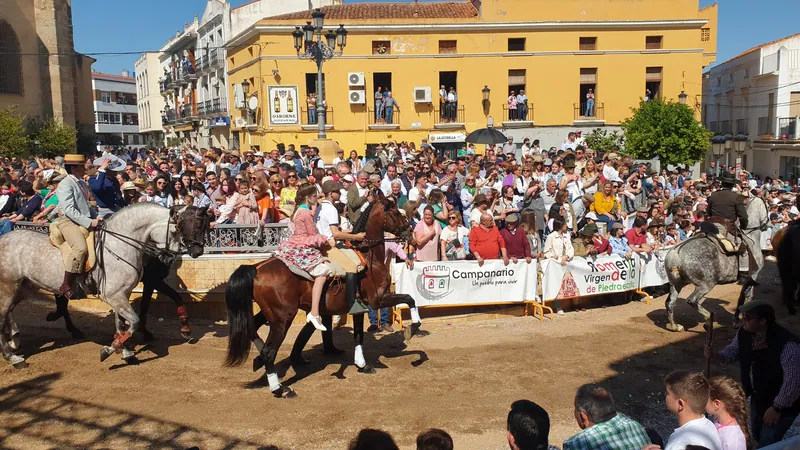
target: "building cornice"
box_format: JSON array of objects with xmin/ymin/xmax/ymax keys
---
[
  {"xmin": 228, "ymin": 48, "xmax": 705, "ymax": 75},
  {"xmin": 227, "ymin": 19, "xmax": 710, "ymax": 48}
]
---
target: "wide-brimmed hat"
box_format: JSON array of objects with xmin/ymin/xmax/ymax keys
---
[
  {"xmin": 279, "ymin": 204, "xmax": 295, "ymax": 218},
  {"xmin": 580, "ymin": 223, "xmax": 598, "ymax": 236},
  {"xmin": 63, "ymin": 154, "xmax": 86, "ymax": 166},
  {"xmin": 121, "ymin": 181, "xmax": 137, "ymax": 191},
  {"xmin": 584, "ymin": 212, "xmax": 598, "ymax": 221},
  {"xmin": 93, "ymin": 154, "xmax": 127, "ymax": 171},
  {"xmin": 648, "ymin": 220, "xmax": 665, "ymax": 228},
  {"xmin": 720, "ymin": 171, "xmax": 738, "ymax": 187},
  {"xmin": 505, "ymin": 213, "xmax": 519, "ymax": 224},
  {"xmin": 563, "ymin": 159, "xmax": 576, "ymax": 169},
  {"xmin": 611, "ymin": 222, "xmax": 625, "ymax": 231}
]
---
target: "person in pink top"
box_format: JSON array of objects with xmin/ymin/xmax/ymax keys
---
[
  {"xmin": 414, "ymin": 206, "xmax": 442, "ymax": 262},
  {"xmin": 226, "ymin": 179, "xmax": 260, "ymax": 224},
  {"xmin": 275, "ymin": 184, "xmax": 329, "ymax": 331}
]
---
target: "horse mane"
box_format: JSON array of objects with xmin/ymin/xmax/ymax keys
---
[
  {"xmin": 104, "ymin": 202, "xmax": 168, "ymax": 227},
  {"xmin": 352, "ymin": 201, "xmax": 375, "ymax": 234}
]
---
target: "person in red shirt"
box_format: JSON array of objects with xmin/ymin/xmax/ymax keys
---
[
  {"xmin": 499, "ymin": 214, "xmax": 532, "ymax": 263},
  {"xmin": 624, "ymin": 216, "xmax": 652, "ymax": 253},
  {"xmin": 469, "ymin": 212, "xmax": 509, "ymax": 266},
  {"xmin": 591, "ymin": 224, "xmax": 612, "ymax": 255}
]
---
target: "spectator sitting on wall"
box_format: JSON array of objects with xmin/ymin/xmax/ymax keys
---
[
  {"xmin": 572, "ymin": 224, "xmax": 599, "ymax": 257},
  {"xmin": 500, "ymin": 213, "xmax": 532, "ymax": 264}
]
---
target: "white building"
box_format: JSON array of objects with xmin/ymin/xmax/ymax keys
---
[
  {"xmin": 157, "ymin": 0, "xmax": 338, "ymax": 150},
  {"xmin": 703, "ymin": 32, "xmax": 800, "ymax": 182},
  {"xmin": 92, "ymin": 71, "xmax": 143, "ymax": 152},
  {"xmin": 134, "ymin": 52, "xmax": 165, "ymax": 146}
]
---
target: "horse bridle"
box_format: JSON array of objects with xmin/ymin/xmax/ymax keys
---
[{"xmin": 98, "ymin": 207, "xmax": 198, "ymax": 262}]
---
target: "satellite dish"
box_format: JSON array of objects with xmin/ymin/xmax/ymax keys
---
[{"xmin": 248, "ymin": 95, "xmax": 259, "ymax": 111}]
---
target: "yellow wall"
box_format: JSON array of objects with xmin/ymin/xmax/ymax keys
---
[{"xmin": 227, "ymin": 0, "xmax": 717, "ymax": 159}]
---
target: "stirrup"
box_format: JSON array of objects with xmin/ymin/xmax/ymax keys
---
[{"xmin": 306, "ymin": 314, "xmax": 327, "ymax": 331}]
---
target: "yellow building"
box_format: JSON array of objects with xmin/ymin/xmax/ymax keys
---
[{"xmin": 227, "ymin": 0, "xmax": 717, "ymax": 159}]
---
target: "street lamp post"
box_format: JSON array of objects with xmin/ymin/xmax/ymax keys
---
[
  {"xmin": 710, "ymin": 134, "xmax": 726, "ymax": 178},
  {"xmin": 733, "ymin": 133, "xmax": 748, "ymax": 174},
  {"xmin": 292, "ymin": 10, "xmax": 347, "ymax": 139}
]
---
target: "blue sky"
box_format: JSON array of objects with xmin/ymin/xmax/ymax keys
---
[{"xmin": 73, "ymin": 0, "xmax": 799, "ymax": 75}]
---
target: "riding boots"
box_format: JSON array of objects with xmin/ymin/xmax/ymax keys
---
[
  {"xmin": 56, "ymin": 271, "xmax": 80, "ymax": 300},
  {"xmin": 345, "ymin": 273, "xmax": 359, "ymax": 306}
]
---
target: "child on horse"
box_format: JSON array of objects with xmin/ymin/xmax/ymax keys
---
[{"xmin": 275, "ymin": 183, "xmax": 330, "ymax": 331}]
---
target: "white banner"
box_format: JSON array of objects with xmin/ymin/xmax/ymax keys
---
[
  {"xmin": 392, "ymin": 260, "xmax": 538, "ymax": 307},
  {"xmin": 267, "ymin": 85, "xmax": 299, "ymax": 125},
  {"xmin": 541, "ymin": 255, "xmax": 640, "ymax": 301},
  {"xmin": 638, "ymin": 250, "xmax": 672, "ymax": 289}
]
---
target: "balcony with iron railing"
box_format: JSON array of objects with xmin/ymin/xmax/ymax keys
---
[
  {"xmin": 368, "ymin": 109, "xmax": 400, "ymax": 130},
  {"xmin": 502, "ymin": 104, "xmax": 535, "ymax": 128},
  {"xmin": 574, "ymin": 102, "xmax": 605, "ymax": 125},
  {"xmin": 197, "ymin": 101, "xmax": 208, "ymax": 117},
  {"xmin": 300, "ymin": 107, "xmax": 334, "ymax": 130},
  {"xmin": 778, "ymin": 117, "xmax": 799, "ymax": 140},
  {"xmin": 196, "ymin": 56, "xmax": 206, "ymax": 72},
  {"xmin": 434, "ymin": 105, "xmax": 465, "ymax": 129},
  {"xmin": 179, "ymin": 104, "xmax": 198, "ymax": 121},
  {"xmin": 212, "ymin": 97, "xmax": 227, "ymax": 114},
  {"xmin": 162, "ymin": 109, "xmax": 176, "ymax": 125}
]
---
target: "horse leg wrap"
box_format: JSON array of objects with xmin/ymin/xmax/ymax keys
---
[
  {"xmin": 111, "ymin": 331, "xmax": 132, "ymax": 353},
  {"xmin": 354, "ymin": 345, "xmax": 366, "ymax": 368},
  {"xmin": 267, "ymin": 373, "xmax": 281, "ymax": 392},
  {"xmin": 410, "ymin": 307, "xmax": 422, "ymax": 324},
  {"xmin": 177, "ymin": 306, "xmax": 191, "ymax": 332}
]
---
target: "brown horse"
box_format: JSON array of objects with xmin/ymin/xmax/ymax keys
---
[
  {"xmin": 775, "ymin": 223, "xmax": 800, "ymax": 315},
  {"xmin": 223, "ymin": 190, "xmax": 420, "ymax": 398}
]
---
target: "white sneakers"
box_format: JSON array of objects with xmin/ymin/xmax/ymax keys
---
[{"xmin": 307, "ymin": 314, "xmax": 328, "ymax": 331}]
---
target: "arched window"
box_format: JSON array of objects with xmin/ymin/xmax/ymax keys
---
[{"xmin": 0, "ymin": 21, "xmax": 22, "ymax": 95}]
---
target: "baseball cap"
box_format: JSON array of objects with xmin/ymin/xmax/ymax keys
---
[{"xmin": 322, "ymin": 179, "xmax": 343, "ymax": 194}]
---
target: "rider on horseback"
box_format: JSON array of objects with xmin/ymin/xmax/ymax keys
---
[
  {"xmin": 707, "ymin": 171, "xmax": 753, "ymax": 284},
  {"xmin": 54, "ymin": 154, "xmax": 102, "ymax": 299}
]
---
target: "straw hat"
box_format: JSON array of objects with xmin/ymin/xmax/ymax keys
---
[{"xmin": 63, "ymin": 154, "xmax": 86, "ymax": 166}]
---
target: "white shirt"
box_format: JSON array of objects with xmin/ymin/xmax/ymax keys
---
[
  {"xmin": 665, "ymin": 417, "xmax": 722, "ymax": 450},
  {"xmin": 603, "ymin": 164, "xmax": 620, "ymax": 183},
  {"xmin": 469, "ymin": 207, "xmax": 484, "ymax": 225},
  {"xmin": 339, "ymin": 188, "xmax": 348, "ymax": 204},
  {"xmin": 408, "ymin": 187, "xmax": 424, "ymax": 202},
  {"xmin": 332, "ymin": 156, "xmax": 344, "ymax": 166},
  {"xmin": 314, "ymin": 200, "xmax": 339, "ymax": 239},
  {"xmin": 380, "ymin": 176, "xmax": 407, "ymax": 196},
  {"xmin": 561, "ymin": 139, "xmax": 578, "ymax": 151}
]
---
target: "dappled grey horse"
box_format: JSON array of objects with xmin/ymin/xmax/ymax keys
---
[
  {"xmin": 663, "ymin": 195, "xmax": 768, "ymax": 331},
  {"xmin": 0, "ymin": 203, "xmax": 207, "ymax": 367}
]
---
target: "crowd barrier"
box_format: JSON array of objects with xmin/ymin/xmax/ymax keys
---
[{"xmin": 392, "ymin": 250, "xmax": 674, "ymax": 323}]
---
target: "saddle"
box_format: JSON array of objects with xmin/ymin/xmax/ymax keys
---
[
  {"xmin": 697, "ymin": 232, "xmax": 741, "ymax": 256},
  {"xmin": 273, "ymin": 258, "xmax": 370, "ymax": 315},
  {"xmin": 49, "ymin": 223, "xmax": 96, "ymax": 273}
]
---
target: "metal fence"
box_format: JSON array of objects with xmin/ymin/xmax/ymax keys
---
[{"xmin": 12, "ymin": 222, "xmax": 291, "ymax": 254}]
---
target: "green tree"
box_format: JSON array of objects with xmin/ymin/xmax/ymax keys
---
[
  {"xmin": 0, "ymin": 107, "xmax": 30, "ymax": 158},
  {"xmin": 166, "ymin": 137, "xmax": 181, "ymax": 147},
  {"xmin": 28, "ymin": 118, "xmax": 77, "ymax": 158},
  {"xmin": 583, "ymin": 128, "xmax": 625, "ymax": 154},
  {"xmin": 621, "ymin": 99, "xmax": 711, "ymax": 166}
]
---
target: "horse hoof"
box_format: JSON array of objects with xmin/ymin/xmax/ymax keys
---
[
  {"xmin": 99, "ymin": 346, "xmax": 115, "ymax": 363},
  {"xmin": 123, "ymin": 355, "xmax": 139, "ymax": 365},
  {"xmin": 181, "ymin": 331, "xmax": 193, "ymax": 341},
  {"xmin": 272, "ymin": 386, "xmax": 296, "ymax": 399},
  {"xmin": 252, "ymin": 355, "xmax": 265, "ymax": 372},
  {"xmin": 412, "ymin": 323, "xmax": 430, "ymax": 337},
  {"xmin": 403, "ymin": 326, "xmax": 414, "ymax": 341},
  {"xmin": 45, "ymin": 311, "xmax": 62, "ymax": 322},
  {"xmin": 10, "ymin": 355, "xmax": 27, "ymax": 369},
  {"xmin": 357, "ymin": 364, "xmax": 376, "ymax": 374},
  {"xmin": 665, "ymin": 323, "xmax": 684, "ymax": 332},
  {"xmin": 142, "ymin": 330, "xmax": 156, "ymax": 342}
]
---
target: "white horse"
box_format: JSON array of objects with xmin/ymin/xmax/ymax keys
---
[{"xmin": 0, "ymin": 203, "xmax": 208, "ymax": 367}]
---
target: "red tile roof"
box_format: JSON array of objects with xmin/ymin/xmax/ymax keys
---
[
  {"xmin": 92, "ymin": 72, "xmax": 135, "ymax": 82},
  {"xmin": 264, "ymin": 1, "xmax": 479, "ymax": 21},
  {"xmin": 723, "ymin": 32, "xmax": 800, "ymax": 65}
]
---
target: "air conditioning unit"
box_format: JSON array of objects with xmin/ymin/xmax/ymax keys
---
[
  {"xmin": 414, "ymin": 87, "xmax": 432, "ymax": 103},
  {"xmin": 234, "ymin": 117, "xmax": 247, "ymax": 128},
  {"xmin": 348, "ymin": 72, "xmax": 365, "ymax": 87},
  {"xmin": 349, "ymin": 90, "xmax": 366, "ymax": 105}
]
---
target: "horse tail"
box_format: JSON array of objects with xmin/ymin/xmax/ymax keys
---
[{"xmin": 224, "ymin": 264, "xmax": 257, "ymax": 367}]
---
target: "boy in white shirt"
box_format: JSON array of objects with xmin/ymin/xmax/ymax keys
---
[{"xmin": 650, "ymin": 371, "xmax": 722, "ymax": 450}]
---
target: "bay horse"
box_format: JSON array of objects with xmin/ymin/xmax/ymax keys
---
[
  {"xmin": 775, "ymin": 223, "xmax": 800, "ymax": 315},
  {"xmin": 224, "ymin": 190, "xmax": 420, "ymax": 398},
  {"xmin": 0, "ymin": 204, "xmax": 208, "ymax": 367},
  {"xmin": 663, "ymin": 195, "xmax": 768, "ymax": 331}
]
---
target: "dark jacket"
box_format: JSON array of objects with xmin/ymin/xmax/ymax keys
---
[
  {"xmin": 738, "ymin": 324, "xmax": 800, "ymax": 415},
  {"xmin": 707, "ymin": 188, "xmax": 748, "ymax": 229},
  {"xmin": 89, "ymin": 170, "xmax": 127, "ymax": 212}
]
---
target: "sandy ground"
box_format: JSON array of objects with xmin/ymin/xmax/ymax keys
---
[{"xmin": 1, "ymin": 262, "xmax": 798, "ymax": 450}]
